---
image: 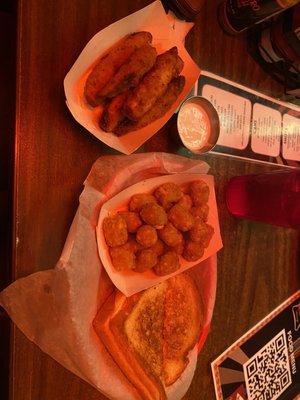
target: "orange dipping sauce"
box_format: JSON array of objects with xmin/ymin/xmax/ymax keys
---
[{"xmin": 177, "ymin": 97, "xmax": 219, "ymax": 154}]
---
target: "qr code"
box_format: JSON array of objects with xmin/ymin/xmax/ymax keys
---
[{"xmin": 243, "ymin": 329, "xmax": 292, "ymax": 400}]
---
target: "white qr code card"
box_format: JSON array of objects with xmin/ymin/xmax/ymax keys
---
[{"xmin": 211, "ymin": 291, "xmax": 300, "ymax": 400}]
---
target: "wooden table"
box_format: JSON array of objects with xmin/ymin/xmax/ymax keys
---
[{"xmin": 10, "ymin": 1, "xmax": 299, "ymax": 399}]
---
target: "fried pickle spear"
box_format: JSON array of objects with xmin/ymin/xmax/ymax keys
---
[
  {"xmin": 100, "ymin": 91, "xmax": 129, "ymax": 132},
  {"xmin": 84, "ymin": 31, "xmax": 152, "ymax": 107},
  {"xmin": 123, "ymin": 47, "xmax": 184, "ymax": 120},
  {"xmin": 114, "ymin": 75, "xmax": 185, "ymax": 136},
  {"xmin": 101, "ymin": 44, "xmax": 157, "ymax": 98}
]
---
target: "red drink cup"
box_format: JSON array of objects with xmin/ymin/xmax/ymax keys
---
[{"xmin": 225, "ymin": 171, "xmax": 300, "ymax": 229}]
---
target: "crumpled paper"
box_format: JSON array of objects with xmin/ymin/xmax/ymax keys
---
[{"xmin": 0, "ymin": 153, "xmax": 217, "ymax": 400}]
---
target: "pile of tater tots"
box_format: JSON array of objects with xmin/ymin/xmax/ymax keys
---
[{"xmin": 103, "ymin": 180, "xmax": 214, "ymax": 276}]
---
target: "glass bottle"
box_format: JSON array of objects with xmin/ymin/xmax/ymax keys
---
[{"xmin": 218, "ymin": 0, "xmax": 300, "ymax": 34}]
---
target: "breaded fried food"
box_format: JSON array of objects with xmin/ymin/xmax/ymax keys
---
[
  {"xmin": 136, "ymin": 225, "xmax": 158, "ymax": 248},
  {"xmin": 168, "ymin": 204, "xmax": 194, "ymax": 232},
  {"xmin": 182, "ymin": 241, "xmax": 204, "ymax": 262},
  {"xmin": 100, "ymin": 91, "xmax": 129, "ymax": 132},
  {"xmin": 109, "ymin": 246, "xmax": 135, "ymax": 271},
  {"xmin": 154, "ymin": 182, "xmax": 183, "ymax": 209},
  {"xmin": 171, "ymin": 236, "xmax": 185, "ymax": 255},
  {"xmin": 129, "ymin": 193, "xmax": 156, "ymax": 212},
  {"xmin": 114, "ymin": 76, "xmax": 185, "ymax": 136},
  {"xmin": 158, "ymin": 223, "xmax": 183, "ymax": 247},
  {"xmin": 123, "ymin": 47, "xmax": 184, "ymax": 121},
  {"xmin": 118, "ymin": 211, "xmax": 142, "ymax": 233},
  {"xmin": 154, "ymin": 251, "xmax": 180, "ymax": 276},
  {"xmin": 103, "ymin": 215, "xmax": 128, "ymax": 247},
  {"xmin": 177, "ymin": 194, "xmax": 193, "ymax": 210},
  {"xmin": 101, "ymin": 44, "xmax": 157, "ymax": 98},
  {"xmin": 140, "ymin": 203, "xmax": 168, "ymax": 229},
  {"xmin": 84, "ymin": 31, "xmax": 152, "ymax": 106},
  {"xmin": 191, "ymin": 204, "xmax": 209, "ymax": 222},
  {"xmin": 123, "ymin": 236, "xmax": 142, "ymax": 253},
  {"xmin": 189, "ymin": 221, "xmax": 214, "ymax": 248},
  {"xmin": 149, "ymin": 239, "xmax": 165, "ymax": 256},
  {"xmin": 190, "ymin": 180, "xmax": 210, "ymax": 206},
  {"xmin": 134, "ymin": 249, "xmax": 158, "ymax": 273}
]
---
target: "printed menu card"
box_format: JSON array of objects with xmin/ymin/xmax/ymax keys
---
[
  {"xmin": 212, "ymin": 291, "xmax": 300, "ymax": 400},
  {"xmin": 197, "ymin": 72, "xmax": 300, "ymax": 169}
]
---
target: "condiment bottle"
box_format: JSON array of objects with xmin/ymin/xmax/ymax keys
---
[
  {"xmin": 218, "ymin": 0, "xmax": 300, "ymax": 34},
  {"xmin": 247, "ymin": 4, "xmax": 300, "ymax": 95}
]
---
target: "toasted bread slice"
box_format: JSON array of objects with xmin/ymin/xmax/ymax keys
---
[
  {"xmin": 124, "ymin": 282, "xmax": 167, "ymax": 378},
  {"xmin": 163, "ymin": 274, "xmax": 202, "ymax": 386},
  {"xmin": 94, "ymin": 273, "xmax": 202, "ymax": 399},
  {"xmin": 94, "ymin": 289, "xmax": 166, "ymax": 400}
]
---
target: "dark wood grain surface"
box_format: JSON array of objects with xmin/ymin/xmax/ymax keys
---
[{"xmin": 11, "ymin": 1, "xmax": 299, "ymax": 399}]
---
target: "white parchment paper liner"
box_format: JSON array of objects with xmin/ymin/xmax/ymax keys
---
[
  {"xmin": 0, "ymin": 153, "xmax": 217, "ymax": 400},
  {"xmin": 64, "ymin": 1, "xmax": 200, "ymax": 154},
  {"xmin": 97, "ymin": 173, "xmax": 222, "ymax": 296}
]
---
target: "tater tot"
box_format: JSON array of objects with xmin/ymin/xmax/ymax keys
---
[
  {"xmin": 158, "ymin": 222, "xmax": 183, "ymax": 247},
  {"xmin": 149, "ymin": 238, "xmax": 165, "ymax": 256},
  {"xmin": 168, "ymin": 204, "xmax": 194, "ymax": 232},
  {"xmin": 140, "ymin": 203, "xmax": 167, "ymax": 228},
  {"xmin": 189, "ymin": 180, "xmax": 210, "ymax": 206},
  {"xmin": 170, "ymin": 236, "xmax": 185, "ymax": 255},
  {"xmin": 154, "ymin": 182, "xmax": 183, "ymax": 208},
  {"xmin": 119, "ymin": 211, "xmax": 142, "ymax": 233},
  {"xmin": 136, "ymin": 225, "xmax": 158, "ymax": 248},
  {"xmin": 189, "ymin": 221, "xmax": 214, "ymax": 248},
  {"xmin": 129, "ymin": 193, "xmax": 156, "ymax": 212},
  {"xmin": 182, "ymin": 241, "xmax": 204, "ymax": 262},
  {"xmin": 109, "ymin": 246, "xmax": 135, "ymax": 271},
  {"xmin": 177, "ymin": 194, "xmax": 193, "ymax": 210},
  {"xmin": 153, "ymin": 251, "xmax": 180, "ymax": 276},
  {"xmin": 123, "ymin": 236, "xmax": 142, "ymax": 253},
  {"xmin": 191, "ymin": 204, "xmax": 209, "ymax": 222},
  {"xmin": 134, "ymin": 249, "xmax": 158, "ymax": 272},
  {"xmin": 103, "ymin": 215, "xmax": 128, "ymax": 247}
]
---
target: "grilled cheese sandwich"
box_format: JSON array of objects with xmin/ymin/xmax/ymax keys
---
[{"xmin": 94, "ymin": 273, "xmax": 202, "ymax": 400}]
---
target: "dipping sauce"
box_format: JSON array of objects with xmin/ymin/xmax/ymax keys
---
[{"xmin": 177, "ymin": 97, "xmax": 220, "ymax": 154}]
